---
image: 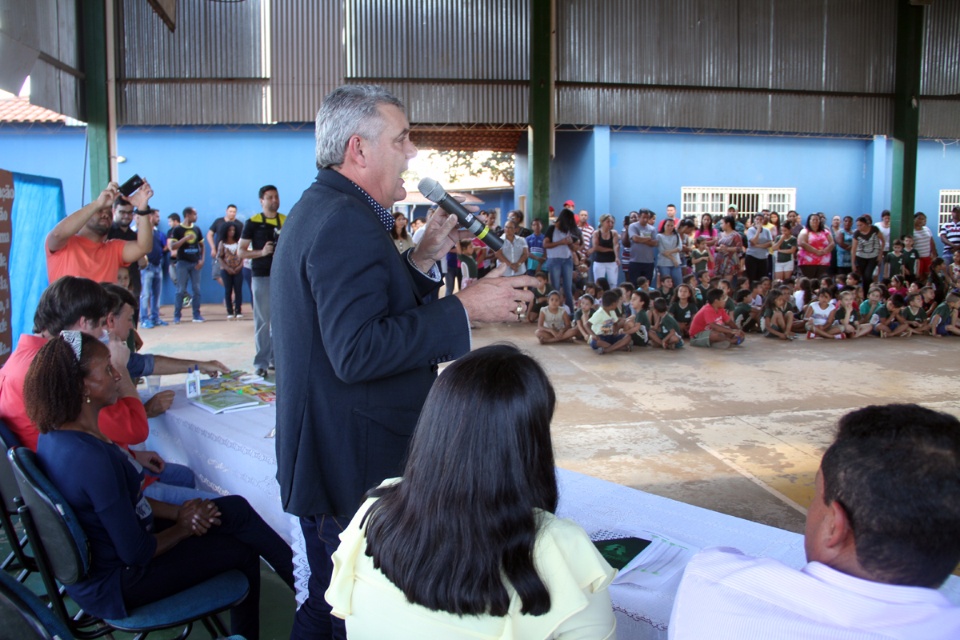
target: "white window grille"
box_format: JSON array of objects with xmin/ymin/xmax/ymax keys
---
[
  {"xmin": 681, "ymin": 187, "xmax": 797, "ymax": 222},
  {"xmin": 939, "ymin": 190, "xmax": 960, "ymax": 227}
]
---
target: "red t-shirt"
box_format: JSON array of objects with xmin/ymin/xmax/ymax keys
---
[{"xmin": 689, "ymin": 304, "xmax": 731, "ymax": 337}]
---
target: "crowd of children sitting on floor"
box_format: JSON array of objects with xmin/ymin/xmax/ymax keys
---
[{"xmin": 527, "ymin": 239, "xmax": 960, "ymax": 353}]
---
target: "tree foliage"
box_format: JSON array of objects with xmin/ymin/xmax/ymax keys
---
[{"xmin": 426, "ymin": 150, "xmax": 515, "ymax": 186}]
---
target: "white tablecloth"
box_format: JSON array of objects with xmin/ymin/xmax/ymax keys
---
[{"xmin": 147, "ymin": 393, "xmax": 960, "ymax": 639}]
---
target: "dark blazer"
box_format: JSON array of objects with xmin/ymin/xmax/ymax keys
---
[{"xmin": 272, "ymin": 169, "xmax": 471, "ymax": 518}]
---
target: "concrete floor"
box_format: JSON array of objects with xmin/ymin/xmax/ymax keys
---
[{"xmin": 142, "ymin": 303, "xmax": 960, "ymax": 535}]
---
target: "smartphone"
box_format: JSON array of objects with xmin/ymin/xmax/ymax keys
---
[{"xmin": 118, "ymin": 174, "xmax": 144, "ymax": 197}]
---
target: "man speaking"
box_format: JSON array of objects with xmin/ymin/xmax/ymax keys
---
[{"xmin": 272, "ymin": 85, "xmax": 536, "ymax": 640}]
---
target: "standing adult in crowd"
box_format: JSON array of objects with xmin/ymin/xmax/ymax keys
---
[
  {"xmin": 239, "ymin": 186, "xmax": 285, "ymax": 377},
  {"xmin": 628, "ymin": 209, "xmax": 658, "ymax": 286},
  {"xmin": 217, "ymin": 222, "xmax": 245, "ymax": 319},
  {"xmin": 833, "ymin": 215, "xmax": 854, "ymax": 276},
  {"xmin": 714, "ymin": 215, "xmax": 743, "ymax": 279},
  {"xmin": 797, "ymin": 213, "xmax": 834, "ymax": 280},
  {"xmin": 496, "ymin": 219, "xmax": 529, "ymax": 277},
  {"xmin": 912, "ymin": 212, "xmax": 937, "ymax": 281},
  {"xmin": 940, "ymin": 206, "xmax": 960, "ymax": 265},
  {"xmin": 272, "ymin": 84, "xmax": 536, "ymax": 640},
  {"xmin": 46, "ymin": 181, "xmax": 154, "ymax": 285},
  {"xmin": 589, "ymin": 214, "xmax": 621, "ymax": 285},
  {"xmin": 139, "ymin": 210, "xmax": 168, "ymax": 328},
  {"xmin": 656, "ymin": 218, "xmax": 684, "ymax": 288},
  {"xmin": 106, "ymin": 197, "xmax": 144, "ymax": 302},
  {"xmin": 509, "ymin": 209, "xmax": 531, "ymax": 237},
  {"xmin": 166, "ymin": 212, "xmax": 181, "ymax": 290},
  {"xmin": 850, "ymin": 215, "xmax": 883, "ymax": 293},
  {"xmin": 390, "ymin": 212, "xmax": 414, "ymax": 252},
  {"xmin": 543, "ymin": 208, "xmax": 581, "ymax": 311},
  {"xmin": 744, "ymin": 214, "xmax": 773, "ymax": 282},
  {"xmin": 168, "ymin": 207, "xmax": 205, "ymax": 323},
  {"xmin": 206, "ymin": 204, "xmax": 243, "ymax": 288},
  {"xmin": 578, "ymin": 209, "xmax": 595, "ymax": 267},
  {"xmin": 670, "ymin": 403, "xmax": 960, "ymax": 639}
]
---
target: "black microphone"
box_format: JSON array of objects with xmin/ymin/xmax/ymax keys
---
[{"xmin": 418, "ymin": 177, "xmax": 503, "ymax": 252}]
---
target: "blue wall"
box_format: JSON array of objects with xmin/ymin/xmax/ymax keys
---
[{"xmin": 608, "ymin": 131, "xmax": 869, "ymax": 218}]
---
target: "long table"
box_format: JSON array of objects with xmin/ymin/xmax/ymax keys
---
[{"xmin": 148, "ymin": 391, "xmax": 960, "ymax": 640}]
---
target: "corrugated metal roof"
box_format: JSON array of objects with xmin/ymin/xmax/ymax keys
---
[
  {"xmin": 270, "ymin": 1, "xmax": 345, "ymax": 123},
  {"xmin": 30, "ymin": 0, "xmax": 81, "ymax": 120},
  {"xmin": 344, "ymin": 0, "xmax": 528, "ymax": 81},
  {"xmin": 921, "ymin": 0, "xmax": 960, "ymax": 96},
  {"xmin": 557, "ymin": 85, "xmax": 891, "ymax": 136},
  {"xmin": 118, "ymin": 0, "xmax": 267, "ymax": 125},
  {"xmin": 34, "ymin": 0, "xmax": 956, "ymax": 138}
]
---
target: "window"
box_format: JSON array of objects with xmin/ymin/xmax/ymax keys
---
[
  {"xmin": 681, "ymin": 187, "xmax": 797, "ymax": 222},
  {"xmin": 939, "ymin": 190, "xmax": 960, "ymax": 227}
]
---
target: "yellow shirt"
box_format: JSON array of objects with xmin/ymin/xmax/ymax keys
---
[{"xmin": 326, "ymin": 482, "xmax": 617, "ymax": 640}]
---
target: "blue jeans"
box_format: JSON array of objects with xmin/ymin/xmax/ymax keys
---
[
  {"xmin": 142, "ymin": 462, "xmax": 219, "ymax": 503},
  {"xmin": 545, "ymin": 257, "xmax": 574, "ymax": 311},
  {"xmin": 290, "ymin": 514, "xmax": 349, "ymax": 640},
  {"xmin": 251, "ymin": 276, "xmax": 272, "ymax": 370},
  {"xmin": 628, "ymin": 262, "xmax": 655, "ymax": 287},
  {"xmin": 140, "ymin": 264, "xmax": 162, "ymax": 323},
  {"xmin": 657, "ymin": 264, "xmax": 683, "ymax": 290},
  {"xmin": 174, "ymin": 261, "xmax": 202, "ymax": 320}
]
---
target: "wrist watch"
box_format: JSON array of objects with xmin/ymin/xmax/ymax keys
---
[{"xmin": 136, "ymin": 208, "xmax": 152, "ymax": 216}]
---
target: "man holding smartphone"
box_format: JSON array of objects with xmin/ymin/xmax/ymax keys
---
[
  {"xmin": 46, "ymin": 180, "xmax": 154, "ymax": 284},
  {"xmin": 239, "ymin": 185, "xmax": 285, "ymax": 377}
]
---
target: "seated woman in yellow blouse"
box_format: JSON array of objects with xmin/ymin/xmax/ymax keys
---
[{"xmin": 325, "ymin": 344, "xmax": 616, "ymax": 639}]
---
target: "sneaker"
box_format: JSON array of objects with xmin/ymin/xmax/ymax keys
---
[
  {"xmin": 268, "ymin": 364, "xmax": 275, "ymax": 371},
  {"xmin": 236, "ymin": 312, "xmax": 243, "ymax": 318},
  {"xmin": 834, "ymin": 333, "xmax": 846, "ymax": 340},
  {"xmin": 806, "ymin": 331, "xmax": 818, "ymax": 339},
  {"xmin": 589, "ymin": 339, "xmax": 604, "ymax": 355},
  {"xmin": 192, "ymin": 316, "xmax": 206, "ymax": 323},
  {"xmin": 255, "ymin": 368, "xmax": 269, "ymax": 378},
  {"xmin": 141, "ymin": 320, "xmax": 155, "ymax": 329},
  {"xmin": 227, "ymin": 314, "xmax": 235, "ymax": 320},
  {"xmin": 155, "ymin": 318, "xmax": 169, "ymax": 326},
  {"xmin": 173, "ymin": 318, "xmax": 181, "ymax": 325}
]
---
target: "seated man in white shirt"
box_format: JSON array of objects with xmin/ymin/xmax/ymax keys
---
[{"xmin": 670, "ymin": 403, "xmax": 960, "ymax": 640}]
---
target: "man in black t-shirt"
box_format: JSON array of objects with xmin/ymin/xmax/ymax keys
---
[
  {"xmin": 107, "ymin": 196, "xmax": 143, "ymax": 299},
  {"xmin": 169, "ymin": 206, "xmax": 205, "ymax": 323},
  {"xmin": 239, "ymin": 186, "xmax": 286, "ymax": 376}
]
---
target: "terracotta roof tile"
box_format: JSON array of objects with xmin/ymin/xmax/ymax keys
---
[{"xmin": 0, "ymin": 97, "xmax": 69, "ymax": 123}]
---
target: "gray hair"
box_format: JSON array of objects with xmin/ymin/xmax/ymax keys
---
[{"xmin": 315, "ymin": 85, "xmax": 405, "ymax": 169}]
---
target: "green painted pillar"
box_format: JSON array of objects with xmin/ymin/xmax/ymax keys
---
[
  {"xmin": 529, "ymin": 0, "xmax": 553, "ymax": 225},
  {"xmin": 890, "ymin": 0, "xmax": 925, "ymax": 239},
  {"xmin": 82, "ymin": 0, "xmax": 110, "ymax": 197}
]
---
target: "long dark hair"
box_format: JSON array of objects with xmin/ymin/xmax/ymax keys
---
[
  {"xmin": 363, "ymin": 344, "xmax": 558, "ymax": 617},
  {"xmin": 390, "ymin": 212, "xmax": 410, "ymax": 240},
  {"xmin": 555, "ymin": 208, "xmax": 577, "ymax": 235}
]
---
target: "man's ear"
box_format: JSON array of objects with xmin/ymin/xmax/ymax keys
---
[
  {"xmin": 821, "ymin": 498, "xmax": 856, "ymax": 558},
  {"xmin": 343, "ymin": 134, "xmax": 367, "ymax": 169}
]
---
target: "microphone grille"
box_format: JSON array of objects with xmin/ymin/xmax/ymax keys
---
[{"xmin": 417, "ymin": 177, "xmax": 445, "ymax": 203}]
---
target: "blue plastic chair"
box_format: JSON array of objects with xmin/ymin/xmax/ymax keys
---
[
  {"xmin": 0, "ymin": 419, "xmax": 36, "ymax": 581},
  {"xmin": 9, "ymin": 447, "xmax": 250, "ymax": 640},
  {"xmin": 0, "ymin": 570, "xmax": 249, "ymax": 640}
]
